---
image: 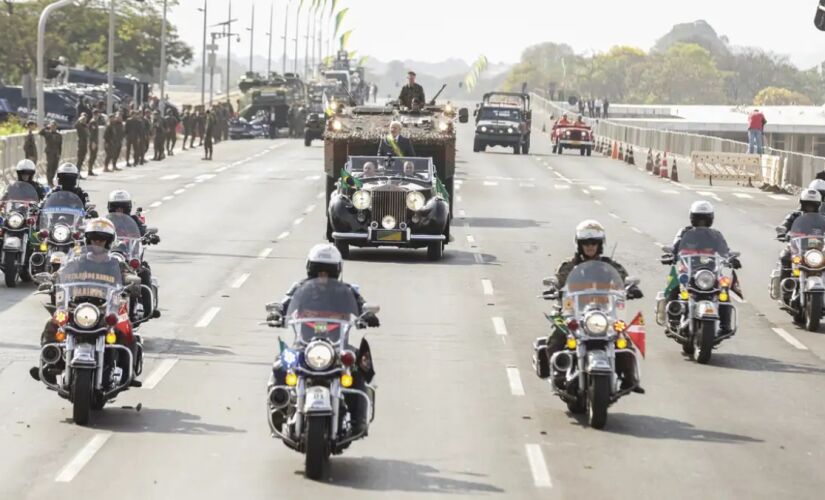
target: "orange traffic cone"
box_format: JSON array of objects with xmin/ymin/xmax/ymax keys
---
[{"xmin": 611, "ymin": 141, "xmax": 619, "ymax": 160}]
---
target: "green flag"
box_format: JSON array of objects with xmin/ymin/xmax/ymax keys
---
[
  {"xmin": 663, "ymin": 266, "xmax": 679, "ymax": 295},
  {"xmin": 339, "ymin": 29, "xmax": 354, "ymax": 50},
  {"xmin": 334, "ymin": 8, "xmax": 349, "ymax": 37},
  {"xmin": 340, "ymin": 167, "xmax": 362, "ymax": 188},
  {"xmin": 436, "ymin": 176, "xmax": 450, "ymax": 203},
  {"xmin": 278, "ymin": 337, "xmax": 288, "ymax": 354}
]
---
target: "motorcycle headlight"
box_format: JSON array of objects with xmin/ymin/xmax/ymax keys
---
[
  {"xmin": 805, "ymin": 249, "xmax": 825, "ymax": 268},
  {"xmin": 332, "ymin": 120, "xmax": 343, "ymax": 131},
  {"xmin": 438, "ymin": 121, "xmax": 449, "ymax": 132},
  {"xmin": 694, "ymin": 270, "xmax": 716, "ymax": 291},
  {"xmin": 7, "ymin": 213, "xmax": 24, "ymax": 229},
  {"xmin": 52, "ymin": 224, "xmax": 71, "ymax": 243},
  {"xmin": 304, "ymin": 341, "xmax": 335, "ymax": 371},
  {"xmin": 74, "ymin": 303, "xmax": 100, "ymax": 329},
  {"xmin": 406, "ymin": 191, "xmax": 426, "ymax": 211},
  {"xmin": 584, "ymin": 312, "xmax": 609, "ymax": 336},
  {"xmin": 352, "ymin": 190, "xmax": 371, "ymax": 210}
]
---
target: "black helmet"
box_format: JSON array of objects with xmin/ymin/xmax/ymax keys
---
[
  {"xmin": 56, "ymin": 163, "xmax": 79, "ymax": 189},
  {"xmin": 689, "ymin": 200, "xmax": 715, "ymax": 227},
  {"xmin": 107, "ymin": 189, "xmax": 132, "ymax": 214}
]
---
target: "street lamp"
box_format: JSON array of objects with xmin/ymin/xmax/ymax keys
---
[
  {"xmin": 198, "ymin": 0, "xmax": 208, "ymax": 107},
  {"xmin": 266, "ymin": 2, "xmax": 273, "ymax": 77},
  {"xmin": 282, "ymin": 0, "xmax": 289, "ymax": 74},
  {"xmin": 293, "ymin": 0, "xmax": 300, "ymax": 74},
  {"xmin": 37, "ymin": 0, "xmax": 76, "ymax": 127},
  {"xmin": 159, "ymin": 0, "xmax": 168, "ymax": 115},
  {"xmin": 246, "ymin": 3, "xmax": 254, "ymax": 74}
]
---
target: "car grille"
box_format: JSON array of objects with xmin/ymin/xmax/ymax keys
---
[
  {"xmin": 567, "ymin": 130, "xmax": 587, "ymax": 140},
  {"xmin": 371, "ymin": 190, "xmax": 407, "ymax": 224}
]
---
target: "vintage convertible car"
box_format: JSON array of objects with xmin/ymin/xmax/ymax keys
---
[
  {"xmin": 552, "ymin": 123, "xmax": 593, "ymax": 156},
  {"xmin": 328, "ymin": 156, "xmax": 450, "ymax": 260}
]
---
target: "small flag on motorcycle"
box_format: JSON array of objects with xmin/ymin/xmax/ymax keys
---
[
  {"xmin": 627, "ymin": 312, "xmax": 646, "ymax": 358},
  {"xmin": 731, "ymin": 271, "xmax": 744, "ymax": 300},
  {"xmin": 663, "ymin": 266, "xmax": 679, "ymax": 296}
]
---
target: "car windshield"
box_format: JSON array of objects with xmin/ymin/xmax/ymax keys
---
[
  {"xmin": 789, "ymin": 213, "xmax": 825, "ymax": 254},
  {"xmin": 55, "ymin": 245, "xmax": 122, "ymax": 306},
  {"xmin": 562, "ymin": 260, "xmax": 625, "ymax": 316},
  {"xmin": 107, "ymin": 213, "xmax": 142, "ymax": 260},
  {"xmin": 480, "ymin": 107, "xmax": 521, "ymax": 121},
  {"xmin": 39, "ymin": 191, "xmax": 85, "ymax": 231},
  {"xmin": 347, "ymin": 156, "xmax": 432, "ymax": 181},
  {"xmin": 286, "ymin": 278, "xmax": 358, "ymax": 345}
]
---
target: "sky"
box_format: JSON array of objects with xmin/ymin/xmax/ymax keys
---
[{"xmin": 169, "ymin": 0, "xmax": 825, "ymax": 69}]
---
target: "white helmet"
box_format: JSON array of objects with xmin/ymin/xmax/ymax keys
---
[
  {"xmin": 809, "ymin": 179, "xmax": 825, "ymax": 196},
  {"xmin": 800, "ymin": 188, "xmax": 822, "ymax": 212},
  {"xmin": 689, "ymin": 200, "xmax": 715, "ymax": 227},
  {"xmin": 56, "ymin": 162, "xmax": 79, "ymax": 175},
  {"xmin": 108, "ymin": 189, "xmax": 132, "ymax": 213},
  {"xmin": 15, "ymin": 159, "xmax": 36, "ymax": 174},
  {"xmin": 575, "ymin": 219, "xmax": 606, "ymax": 245},
  {"xmin": 56, "ymin": 162, "xmax": 79, "ymax": 188},
  {"xmin": 306, "ymin": 243, "xmax": 343, "ymax": 278}
]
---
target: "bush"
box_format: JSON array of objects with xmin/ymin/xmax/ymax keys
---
[{"xmin": 0, "ymin": 116, "xmax": 27, "ymax": 137}]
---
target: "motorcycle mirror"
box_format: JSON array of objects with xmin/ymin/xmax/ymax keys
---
[
  {"xmin": 146, "ymin": 227, "xmax": 158, "ymax": 236},
  {"xmin": 362, "ymin": 303, "xmax": 380, "ymax": 315},
  {"xmin": 542, "ymin": 276, "xmax": 559, "ymax": 288},
  {"xmin": 33, "ymin": 272, "xmax": 53, "ymax": 285},
  {"xmin": 125, "ymin": 275, "xmax": 141, "ymax": 287},
  {"xmin": 87, "ymin": 204, "xmax": 96, "ymax": 211},
  {"xmin": 626, "ymin": 276, "xmax": 641, "ymax": 287},
  {"xmin": 265, "ymin": 302, "xmax": 284, "ymax": 314},
  {"xmin": 729, "ymin": 251, "xmax": 741, "ymax": 259},
  {"xmin": 775, "ymin": 226, "xmax": 785, "ymax": 235},
  {"xmin": 661, "ymin": 245, "xmax": 674, "ymax": 253}
]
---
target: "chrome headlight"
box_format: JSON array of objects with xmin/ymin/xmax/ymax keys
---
[
  {"xmin": 480, "ymin": 126, "xmax": 488, "ymax": 132},
  {"xmin": 507, "ymin": 127, "xmax": 514, "ymax": 134},
  {"xmin": 351, "ymin": 190, "xmax": 371, "ymax": 210},
  {"xmin": 438, "ymin": 121, "xmax": 449, "ymax": 132},
  {"xmin": 805, "ymin": 249, "xmax": 825, "ymax": 268},
  {"xmin": 694, "ymin": 270, "xmax": 716, "ymax": 291},
  {"xmin": 7, "ymin": 213, "xmax": 24, "ymax": 229},
  {"xmin": 406, "ymin": 191, "xmax": 426, "ymax": 211},
  {"xmin": 74, "ymin": 303, "xmax": 100, "ymax": 329},
  {"xmin": 381, "ymin": 215, "xmax": 396, "ymax": 229},
  {"xmin": 584, "ymin": 312, "xmax": 609, "ymax": 336},
  {"xmin": 52, "ymin": 224, "xmax": 71, "ymax": 243},
  {"xmin": 304, "ymin": 341, "xmax": 335, "ymax": 371}
]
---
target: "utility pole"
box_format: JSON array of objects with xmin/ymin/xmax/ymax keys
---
[
  {"xmin": 209, "ymin": 12, "xmax": 239, "ymax": 105},
  {"xmin": 200, "ymin": 0, "xmax": 207, "ymax": 107},
  {"xmin": 226, "ymin": 1, "xmax": 237, "ymax": 103},
  {"xmin": 267, "ymin": 2, "xmax": 273, "ymax": 77},
  {"xmin": 303, "ymin": 9, "xmax": 310, "ymax": 77},
  {"xmin": 282, "ymin": 0, "xmax": 289, "ymax": 74},
  {"xmin": 247, "ymin": 3, "xmax": 254, "ymax": 73},
  {"xmin": 37, "ymin": 0, "xmax": 75, "ymax": 127},
  {"xmin": 106, "ymin": 0, "xmax": 115, "ymax": 114},
  {"xmin": 159, "ymin": 0, "xmax": 168, "ymax": 114},
  {"xmin": 293, "ymin": 1, "xmax": 300, "ymax": 74}
]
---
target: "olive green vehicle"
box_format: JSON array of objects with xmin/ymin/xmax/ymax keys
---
[{"xmin": 237, "ymin": 72, "xmax": 306, "ymax": 131}]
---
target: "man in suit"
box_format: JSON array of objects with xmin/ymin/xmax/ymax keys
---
[{"xmin": 377, "ymin": 121, "xmax": 416, "ymax": 157}]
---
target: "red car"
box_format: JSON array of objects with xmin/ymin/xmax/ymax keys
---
[{"xmin": 552, "ymin": 122, "xmax": 594, "ymax": 156}]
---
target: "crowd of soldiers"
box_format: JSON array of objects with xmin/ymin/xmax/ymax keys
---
[{"xmin": 22, "ymin": 97, "xmax": 236, "ymax": 186}]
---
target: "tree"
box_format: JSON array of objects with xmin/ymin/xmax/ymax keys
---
[
  {"xmin": 754, "ymin": 86, "xmax": 813, "ymax": 106},
  {"xmin": 502, "ymin": 42, "xmax": 575, "ymax": 93},
  {"xmin": 0, "ymin": 0, "xmax": 192, "ymax": 85},
  {"xmin": 632, "ymin": 44, "xmax": 726, "ymax": 104},
  {"xmin": 576, "ymin": 46, "xmax": 646, "ymax": 101}
]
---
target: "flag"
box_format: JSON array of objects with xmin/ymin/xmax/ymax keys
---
[
  {"xmin": 663, "ymin": 265, "xmax": 679, "ymax": 296},
  {"xmin": 436, "ymin": 176, "xmax": 450, "ymax": 203},
  {"xmin": 329, "ymin": 0, "xmax": 339, "ymax": 17},
  {"xmin": 278, "ymin": 337, "xmax": 288, "ymax": 354},
  {"xmin": 626, "ymin": 312, "xmax": 646, "ymax": 358},
  {"xmin": 731, "ymin": 270, "xmax": 744, "ymax": 299},
  {"xmin": 334, "ymin": 8, "xmax": 349, "ymax": 37},
  {"xmin": 339, "ymin": 167, "xmax": 362, "ymax": 188},
  {"xmin": 339, "ymin": 29, "xmax": 354, "ymax": 50}
]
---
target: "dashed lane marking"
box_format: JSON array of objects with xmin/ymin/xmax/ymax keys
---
[
  {"xmin": 770, "ymin": 194, "xmax": 790, "ymax": 201},
  {"xmin": 317, "ymin": 191, "xmax": 325, "ymax": 199},
  {"xmin": 258, "ymin": 248, "xmax": 273, "ymax": 259},
  {"xmin": 149, "ymin": 201, "xmax": 162, "ymax": 208},
  {"xmin": 733, "ymin": 193, "xmax": 753, "ymax": 199},
  {"xmin": 231, "ymin": 273, "xmax": 251, "ymax": 289},
  {"xmin": 553, "ymin": 171, "xmax": 573, "ymax": 184},
  {"xmin": 554, "ymin": 184, "xmax": 570, "ymax": 190},
  {"xmin": 631, "ymin": 227, "xmax": 643, "ymax": 234},
  {"xmin": 506, "ymin": 367, "xmax": 525, "ymax": 396},
  {"xmin": 55, "ymin": 433, "xmax": 113, "ymax": 482},
  {"xmin": 492, "ymin": 317, "xmax": 508, "ymax": 336},
  {"xmin": 277, "ymin": 231, "xmax": 290, "ymax": 240},
  {"xmin": 771, "ymin": 327, "xmax": 808, "ymax": 350},
  {"xmin": 525, "ymin": 444, "xmax": 553, "ymax": 488},
  {"xmin": 162, "ymin": 195, "xmax": 174, "ymax": 201},
  {"xmin": 142, "ymin": 358, "xmax": 179, "ymax": 389},
  {"xmin": 305, "ymin": 204, "xmax": 316, "ymax": 213},
  {"xmin": 159, "ymin": 174, "xmax": 180, "ymax": 181},
  {"xmin": 520, "ymin": 183, "xmax": 535, "ymax": 188},
  {"xmin": 483, "ymin": 181, "xmax": 499, "ymax": 186},
  {"xmin": 174, "ymin": 189, "xmax": 185, "ymax": 195},
  {"xmin": 195, "ymin": 307, "xmax": 221, "ymax": 328},
  {"xmin": 481, "ymin": 279, "xmax": 494, "ymax": 295},
  {"xmin": 457, "ymin": 195, "xmax": 463, "ymax": 203},
  {"xmin": 609, "ymin": 212, "xmax": 620, "ymax": 219},
  {"xmin": 581, "ymin": 189, "xmax": 590, "ymax": 195},
  {"xmin": 662, "ymin": 189, "xmax": 680, "ymax": 195},
  {"xmin": 305, "ymin": 175, "xmax": 321, "ymax": 181},
  {"xmin": 293, "ymin": 217, "xmax": 304, "ymax": 226},
  {"xmin": 697, "ymin": 191, "xmax": 722, "ymax": 202},
  {"xmin": 184, "ymin": 183, "xmax": 195, "ymax": 189},
  {"xmin": 594, "ymin": 200, "xmax": 602, "ymax": 205},
  {"xmin": 459, "ymin": 209, "xmax": 467, "ymax": 217},
  {"xmin": 474, "ymin": 252, "xmax": 484, "ymax": 265},
  {"xmin": 589, "ymin": 185, "xmax": 606, "ymax": 191}
]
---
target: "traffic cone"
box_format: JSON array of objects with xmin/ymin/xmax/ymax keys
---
[
  {"xmin": 618, "ymin": 144, "xmax": 625, "ymax": 162},
  {"xmin": 660, "ymin": 152, "xmax": 669, "ymax": 178},
  {"xmin": 611, "ymin": 141, "xmax": 619, "ymax": 160},
  {"xmin": 671, "ymin": 157, "xmax": 679, "ymax": 182},
  {"xmin": 653, "ymin": 152, "xmax": 661, "ymax": 175},
  {"xmin": 645, "ymin": 149, "xmax": 654, "ymax": 172},
  {"xmin": 627, "ymin": 147, "xmax": 635, "ymax": 166}
]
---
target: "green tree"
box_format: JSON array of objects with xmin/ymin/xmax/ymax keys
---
[
  {"xmin": 575, "ymin": 46, "xmax": 646, "ymax": 101},
  {"xmin": 754, "ymin": 86, "xmax": 813, "ymax": 106},
  {"xmin": 632, "ymin": 43, "xmax": 726, "ymax": 104},
  {"xmin": 502, "ymin": 42, "xmax": 575, "ymax": 93}
]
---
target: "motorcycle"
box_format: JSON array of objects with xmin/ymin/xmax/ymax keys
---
[
  {"xmin": 265, "ymin": 278, "xmax": 379, "ymax": 479},
  {"xmin": 771, "ymin": 213, "xmax": 825, "ymax": 331},
  {"xmin": 107, "ymin": 212, "xmax": 160, "ymax": 325},
  {"xmin": 0, "ymin": 182, "xmax": 39, "ymax": 287},
  {"xmin": 34, "ymin": 245, "xmax": 143, "ymax": 426},
  {"xmin": 532, "ymin": 261, "xmax": 643, "ymax": 429},
  {"xmin": 31, "ymin": 191, "xmax": 90, "ymax": 275},
  {"xmin": 656, "ymin": 228, "xmax": 740, "ymax": 363}
]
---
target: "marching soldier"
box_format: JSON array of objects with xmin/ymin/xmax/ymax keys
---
[
  {"xmin": 39, "ymin": 120, "xmax": 62, "ymax": 187},
  {"xmin": 124, "ymin": 111, "xmax": 140, "ymax": 166},
  {"xmin": 181, "ymin": 107, "xmax": 192, "ymax": 151},
  {"xmin": 165, "ymin": 109, "xmax": 178, "ymax": 156},
  {"xmin": 87, "ymin": 110, "xmax": 101, "ymax": 175},
  {"xmin": 152, "ymin": 111, "xmax": 165, "ymax": 161},
  {"xmin": 196, "ymin": 108, "xmax": 206, "ymax": 147},
  {"xmin": 203, "ymin": 109, "xmax": 215, "ymax": 161}
]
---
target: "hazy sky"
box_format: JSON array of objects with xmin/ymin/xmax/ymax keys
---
[{"xmin": 169, "ymin": 0, "xmax": 825, "ymax": 68}]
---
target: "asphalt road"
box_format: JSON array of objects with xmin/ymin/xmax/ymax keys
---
[{"xmin": 1, "ymin": 116, "xmax": 824, "ymax": 500}]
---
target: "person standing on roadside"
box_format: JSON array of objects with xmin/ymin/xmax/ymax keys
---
[
  {"xmin": 87, "ymin": 110, "xmax": 101, "ymax": 175},
  {"xmin": 114, "ymin": 114, "xmax": 125, "ymax": 168},
  {"xmin": 140, "ymin": 110, "xmax": 152, "ymax": 165},
  {"xmin": 603, "ymin": 98, "xmax": 610, "ymax": 119},
  {"xmin": 181, "ymin": 107, "xmax": 192, "ymax": 151},
  {"xmin": 152, "ymin": 111, "xmax": 165, "ymax": 161},
  {"xmin": 748, "ymin": 108, "xmax": 767, "ymax": 155},
  {"xmin": 595, "ymin": 98, "xmax": 603, "ymax": 119},
  {"xmin": 39, "ymin": 120, "xmax": 62, "ymax": 187},
  {"xmin": 75, "ymin": 113, "xmax": 91, "ymax": 175},
  {"xmin": 23, "ymin": 120, "xmax": 38, "ymax": 162},
  {"xmin": 203, "ymin": 109, "xmax": 215, "ymax": 160},
  {"xmin": 124, "ymin": 111, "xmax": 140, "ymax": 166},
  {"xmin": 165, "ymin": 109, "xmax": 178, "ymax": 156},
  {"xmin": 197, "ymin": 108, "xmax": 206, "ymax": 146}
]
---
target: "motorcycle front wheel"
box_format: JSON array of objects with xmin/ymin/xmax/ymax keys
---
[
  {"xmin": 72, "ymin": 369, "xmax": 94, "ymax": 426},
  {"xmin": 695, "ymin": 320, "xmax": 715, "ymax": 364},
  {"xmin": 806, "ymin": 293, "xmax": 822, "ymax": 332},
  {"xmin": 304, "ymin": 416, "xmax": 329, "ymax": 480},
  {"xmin": 3, "ymin": 253, "xmax": 18, "ymax": 288},
  {"xmin": 587, "ymin": 375, "xmax": 610, "ymax": 429}
]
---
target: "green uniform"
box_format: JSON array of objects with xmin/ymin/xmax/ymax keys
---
[
  {"xmin": 398, "ymin": 83, "xmax": 426, "ymax": 108},
  {"xmin": 39, "ymin": 128, "xmax": 62, "ymax": 186}
]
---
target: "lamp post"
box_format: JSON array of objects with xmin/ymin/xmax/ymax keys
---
[
  {"xmin": 293, "ymin": 0, "xmax": 300, "ymax": 74},
  {"xmin": 209, "ymin": 14, "xmax": 239, "ymax": 105},
  {"xmin": 246, "ymin": 4, "xmax": 254, "ymax": 73},
  {"xmin": 159, "ymin": 0, "xmax": 168, "ymax": 114},
  {"xmin": 282, "ymin": 0, "xmax": 289, "ymax": 74},
  {"xmin": 266, "ymin": 2, "xmax": 273, "ymax": 77},
  {"xmin": 198, "ymin": 0, "xmax": 207, "ymax": 107},
  {"xmin": 37, "ymin": 0, "xmax": 75, "ymax": 127},
  {"xmin": 106, "ymin": 0, "xmax": 115, "ymax": 114}
]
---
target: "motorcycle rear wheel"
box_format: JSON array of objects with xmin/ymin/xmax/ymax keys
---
[
  {"xmin": 72, "ymin": 369, "xmax": 94, "ymax": 426},
  {"xmin": 587, "ymin": 375, "xmax": 610, "ymax": 429},
  {"xmin": 304, "ymin": 416, "xmax": 329, "ymax": 480}
]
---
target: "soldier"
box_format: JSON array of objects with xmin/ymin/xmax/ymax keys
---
[
  {"xmin": 139, "ymin": 110, "xmax": 152, "ymax": 165},
  {"xmin": 196, "ymin": 108, "xmax": 206, "ymax": 146},
  {"xmin": 75, "ymin": 113, "xmax": 90, "ymax": 175},
  {"xmin": 103, "ymin": 115, "xmax": 116, "ymax": 172},
  {"xmin": 114, "ymin": 114, "xmax": 125, "ymax": 168},
  {"xmin": 124, "ymin": 111, "xmax": 140, "ymax": 166},
  {"xmin": 181, "ymin": 107, "xmax": 192, "ymax": 151},
  {"xmin": 165, "ymin": 109, "xmax": 178, "ymax": 156},
  {"xmin": 398, "ymin": 71, "xmax": 426, "ymax": 109},
  {"xmin": 23, "ymin": 120, "xmax": 38, "ymax": 162},
  {"xmin": 39, "ymin": 120, "xmax": 62, "ymax": 187},
  {"xmin": 87, "ymin": 109, "xmax": 101, "ymax": 175},
  {"xmin": 203, "ymin": 109, "xmax": 215, "ymax": 160}
]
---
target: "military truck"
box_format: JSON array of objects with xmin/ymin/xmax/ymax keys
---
[
  {"xmin": 236, "ymin": 73, "xmax": 306, "ymax": 133},
  {"xmin": 472, "ymin": 91, "xmax": 532, "ymax": 154},
  {"xmin": 323, "ymin": 91, "xmax": 469, "ymax": 241}
]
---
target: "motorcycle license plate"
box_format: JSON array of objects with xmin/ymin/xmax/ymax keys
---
[
  {"xmin": 304, "ymin": 386, "xmax": 331, "ymax": 412},
  {"xmin": 373, "ymin": 230, "xmax": 406, "ymax": 242}
]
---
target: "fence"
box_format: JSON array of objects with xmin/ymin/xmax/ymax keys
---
[
  {"xmin": 530, "ymin": 92, "xmax": 825, "ymax": 188},
  {"xmin": 0, "ymin": 130, "xmax": 104, "ymax": 189}
]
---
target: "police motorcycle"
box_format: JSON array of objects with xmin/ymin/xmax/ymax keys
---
[
  {"xmin": 31, "ymin": 191, "xmax": 92, "ymax": 275},
  {"xmin": 34, "ymin": 245, "xmax": 143, "ymax": 426},
  {"xmin": 771, "ymin": 213, "xmax": 825, "ymax": 331},
  {"xmin": 107, "ymin": 212, "xmax": 160, "ymax": 324},
  {"xmin": 0, "ymin": 182, "xmax": 40, "ymax": 287},
  {"xmin": 657, "ymin": 229, "xmax": 740, "ymax": 363},
  {"xmin": 534, "ymin": 261, "xmax": 642, "ymax": 429},
  {"xmin": 265, "ymin": 278, "xmax": 379, "ymax": 479}
]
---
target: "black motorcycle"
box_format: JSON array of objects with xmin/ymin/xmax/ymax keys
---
[
  {"xmin": 32, "ymin": 191, "xmax": 90, "ymax": 275},
  {"xmin": 107, "ymin": 212, "xmax": 160, "ymax": 325},
  {"xmin": 0, "ymin": 181, "xmax": 39, "ymax": 287}
]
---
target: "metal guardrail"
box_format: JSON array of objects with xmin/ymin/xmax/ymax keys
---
[
  {"xmin": 0, "ymin": 130, "xmax": 99, "ymax": 189},
  {"xmin": 530, "ymin": 92, "xmax": 825, "ymax": 188}
]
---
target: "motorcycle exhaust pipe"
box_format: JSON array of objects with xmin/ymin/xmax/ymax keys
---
[
  {"xmin": 552, "ymin": 352, "xmax": 572, "ymax": 372},
  {"xmin": 30, "ymin": 253, "xmax": 45, "ymax": 267},
  {"xmin": 41, "ymin": 345, "xmax": 62, "ymax": 365},
  {"xmin": 781, "ymin": 278, "xmax": 798, "ymax": 293},
  {"xmin": 667, "ymin": 301, "xmax": 685, "ymax": 316},
  {"xmin": 268, "ymin": 386, "xmax": 291, "ymax": 410}
]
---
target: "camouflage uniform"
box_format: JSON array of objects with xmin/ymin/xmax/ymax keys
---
[
  {"xmin": 24, "ymin": 129, "xmax": 38, "ymax": 162},
  {"xmin": 39, "ymin": 127, "xmax": 62, "ymax": 187},
  {"xmin": 87, "ymin": 114, "xmax": 101, "ymax": 171},
  {"xmin": 74, "ymin": 117, "xmax": 89, "ymax": 172},
  {"xmin": 398, "ymin": 83, "xmax": 426, "ymax": 109}
]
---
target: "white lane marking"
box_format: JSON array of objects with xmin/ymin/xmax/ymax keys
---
[
  {"xmin": 215, "ymin": 166, "xmax": 228, "ymax": 173},
  {"xmin": 142, "ymin": 358, "xmax": 179, "ymax": 389},
  {"xmin": 149, "ymin": 201, "xmax": 162, "ymax": 208},
  {"xmin": 771, "ymin": 328, "xmax": 808, "ymax": 350},
  {"xmin": 184, "ymin": 183, "xmax": 195, "ymax": 188},
  {"xmin": 589, "ymin": 185, "xmax": 606, "ymax": 191},
  {"xmin": 697, "ymin": 191, "xmax": 722, "ymax": 202},
  {"xmin": 520, "ymin": 183, "xmax": 535, "ymax": 188},
  {"xmin": 506, "ymin": 367, "xmax": 525, "ymax": 396},
  {"xmin": 492, "ymin": 317, "xmax": 508, "ymax": 336},
  {"xmin": 467, "ymin": 235, "xmax": 476, "ymax": 244},
  {"xmin": 554, "ymin": 184, "xmax": 571, "ymax": 190},
  {"xmin": 553, "ymin": 171, "xmax": 573, "ymax": 184},
  {"xmin": 258, "ymin": 248, "xmax": 273, "ymax": 259},
  {"xmin": 631, "ymin": 227, "xmax": 643, "ymax": 234},
  {"xmin": 662, "ymin": 189, "xmax": 679, "ymax": 195},
  {"xmin": 196, "ymin": 174, "xmax": 216, "ymax": 181},
  {"xmin": 455, "ymin": 179, "xmax": 464, "ymax": 185},
  {"xmin": 481, "ymin": 279, "xmax": 494, "ymax": 295},
  {"xmin": 459, "ymin": 209, "xmax": 467, "ymax": 217},
  {"xmin": 455, "ymin": 184, "xmax": 462, "ymax": 191},
  {"xmin": 174, "ymin": 189, "xmax": 185, "ymax": 195},
  {"xmin": 305, "ymin": 175, "xmax": 321, "ymax": 181},
  {"xmin": 317, "ymin": 191, "xmax": 325, "ymax": 199},
  {"xmin": 457, "ymin": 195, "xmax": 463, "ymax": 203},
  {"xmin": 581, "ymin": 189, "xmax": 590, "ymax": 195},
  {"xmin": 195, "ymin": 307, "xmax": 221, "ymax": 328},
  {"xmin": 770, "ymin": 194, "xmax": 790, "ymax": 201},
  {"xmin": 654, "ymin": 241, "xmax": 664, "ymax": 249},
  {"xmin": 483, "ymin": 181, "xmax": 499, "ymax": 186},
  {"xmin": 474, "ymin": 252, "xmax": 484, "ymax": 265},
  {"xmin": 159, "ymin": 174, "xmax": 180, "ymax": 181},
  {"xmin": 525, "ymin": 444, "xmax": 553, "ymax": 488},
  {"xmin": 594, "ymin": 200, "xmax": 602, "ymax": 205},
  {"xmin": 55, "ymin": 433, "xmax": 113, "ymax": 482},
  {"xmin": 293, "ymin": 217, "xmax": 304, "ymax": 226},
  {"xmin": 609, "ymin": 212, "xmax": 620, "ymax": 219},
  {"xmin": 162, "ymin": 195, "xmax": 174, "ymax": 201},
  {"xmin": 231, "ymin": 273, "xmax": 251, "ymax": 289},
  {"xmin": 733, "ymin": 193, "xmax": 753, "ymax": 199},
  {"xmin": 277, "ymin": 231, "xmax": 290, "ymax": 240},
  {"xmin": 305, "ymin": 204, "xmax": 316, "ymax": 213}
]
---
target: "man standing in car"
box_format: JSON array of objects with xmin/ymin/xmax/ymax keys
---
[{"xmin": 398, "ymin": 71, "xmax": 425, "ymax": 109}]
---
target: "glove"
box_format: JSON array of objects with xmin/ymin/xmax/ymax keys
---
[
  {"xmin": 266, "ymin": 313, "xmax": 284, "ymax": 328},
  {"xmin": 660, "ymin": 254, "xmax": 674, "ymax": 265},
  {"xmin": 149, "ymin": 234, "xmax": 161, "ymax": 245},
  {"xmin": 627, "ymin": 285, "xmax": 644, "ymax": 300},
  {"xmin": 362, "ymin": 312, "xmax": 380, "ymax": 328},
  {"xmin": 730, "ymin": 257, "xmax": 742, "ymax": 270}
]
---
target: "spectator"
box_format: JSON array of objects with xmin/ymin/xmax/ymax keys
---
[
  {"xmin": 75, "ymin": 113, "xmax": 91, "ymax": 175},
  {"xmin": 39, "ymin": 120, "xmax": 62, "ymax": 187},
  {"xmin": 595, "ymin": 98, "xmax": 603, "ymax": 118},
  {"xmin": 181, "ymin": 107, "xmax": 192, "ymax": 151},
  {"xmin": 75, "ymin": 97, "xmax": 91, "ymax": 124},
  {"xmin": 603, "ymin": 98, "xmax": 610, "ymax": 119},
  {"xmin": 87, "ymin": 110, "xmax": 101, "ymax": 175},
  {"xmin": 748, "ymin": 108, "xmax": 767, "ymax": 155},
  {"xmin": 197, "ymin": 108, "xmax": 206, "ymax": 146},
  {"xmin": 203, "ymin": 109, "xmax": 215, "ymax": 160},
  {"xmin": 23, "ymin": 120, "xmax": 37, "ymax": 162}
]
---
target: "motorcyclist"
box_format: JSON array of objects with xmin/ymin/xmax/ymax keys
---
[
  {"xmin": 539, "ymin": 220, "xmax": 644, "ymax": 393},
  {"xmin": 808, "ymin": 179, "xmax": 825, "ymax": 215},
  {"xmin": 776, "ymin": 189, "xmax": 823, "ymax": 286},
  {"xmin": 30, "ymin": 218, "xmax": 141, "ymax": 386},
  {"xmin": 663, "ymin": 201, "xmax": 740, "ymax": 335},
  {"xmin": 51, "ymin": 163, "xmax": 97, "ymax": 216},
  {"xmin": 265, "ymin": 244, "xmax": 379, "ymax": 434},
  {"xmin": 107, "ymin": 190, "xmax": 161, "ymax": 320},
  {"xmin": 14, "ymin": 159, "xmax": 48, "ymax": 200}
]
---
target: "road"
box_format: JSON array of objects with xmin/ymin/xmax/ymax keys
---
[{"xmin": 1, "ymin": 115, "xmax": 825, "ymax": 500}]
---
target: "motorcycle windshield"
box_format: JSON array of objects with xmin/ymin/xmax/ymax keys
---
[
  {"xmin": 562, "ymin": 260, "xmax": 625, "ymax": 315},
  {"xmin": 107, "ymin": 213, "xmax": 142, "ymax": 260},
  {"xmin": 1, "ymin": 181, "xmax": 39, "ymax": 205},
  {"xmin": 286, "ymin": 278, "xmax": 358, "ymax": 345},
  {"xmin": 678, "ymin": 228, "xmax": 729, "ymax": 272},
  {"xmin": 789, "ymin": 213, "xmax": 825, "ymax": 253},
  {"xmin": 39, "ymin": 191, "xmax": 85, "ymax": 231},
  {"xmin": 55, "ymin": 246, "xmax": 122, "ymax": 306}
]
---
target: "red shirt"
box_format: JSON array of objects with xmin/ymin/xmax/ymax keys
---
[{"xmin": 748, "ymin": 111, "xmax": 766, "ymax": 130}]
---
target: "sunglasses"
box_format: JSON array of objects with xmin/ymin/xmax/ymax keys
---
[{"xmin": 580, "ymin": 239, "xmax": 601, "ymax": 246}]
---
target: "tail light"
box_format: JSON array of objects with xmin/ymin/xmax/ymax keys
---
[
  {"xmin": 129, "ymin": 259, "xmax": 140, "ymax": 270},
  {"xmin": 39, "ymin": 229, "xmax": 49, "ymax": 239},
  {"xmin": 138, "ymin": 215, "xmax": 146, "ymax": 224},
  {"xmin": 567, "ymin": 319, "xmax": 579, "ymax": 332},
  {"xmin": 72, "ymin": 231, "xmax": 82, "ymax": 240},
  {"xmin": 105, "ymin": 313, "xmax": 118, "ymax": 326},
  {"xmin": 340, "ymin": 350, "xmax": 356, "ymax": 367}
]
